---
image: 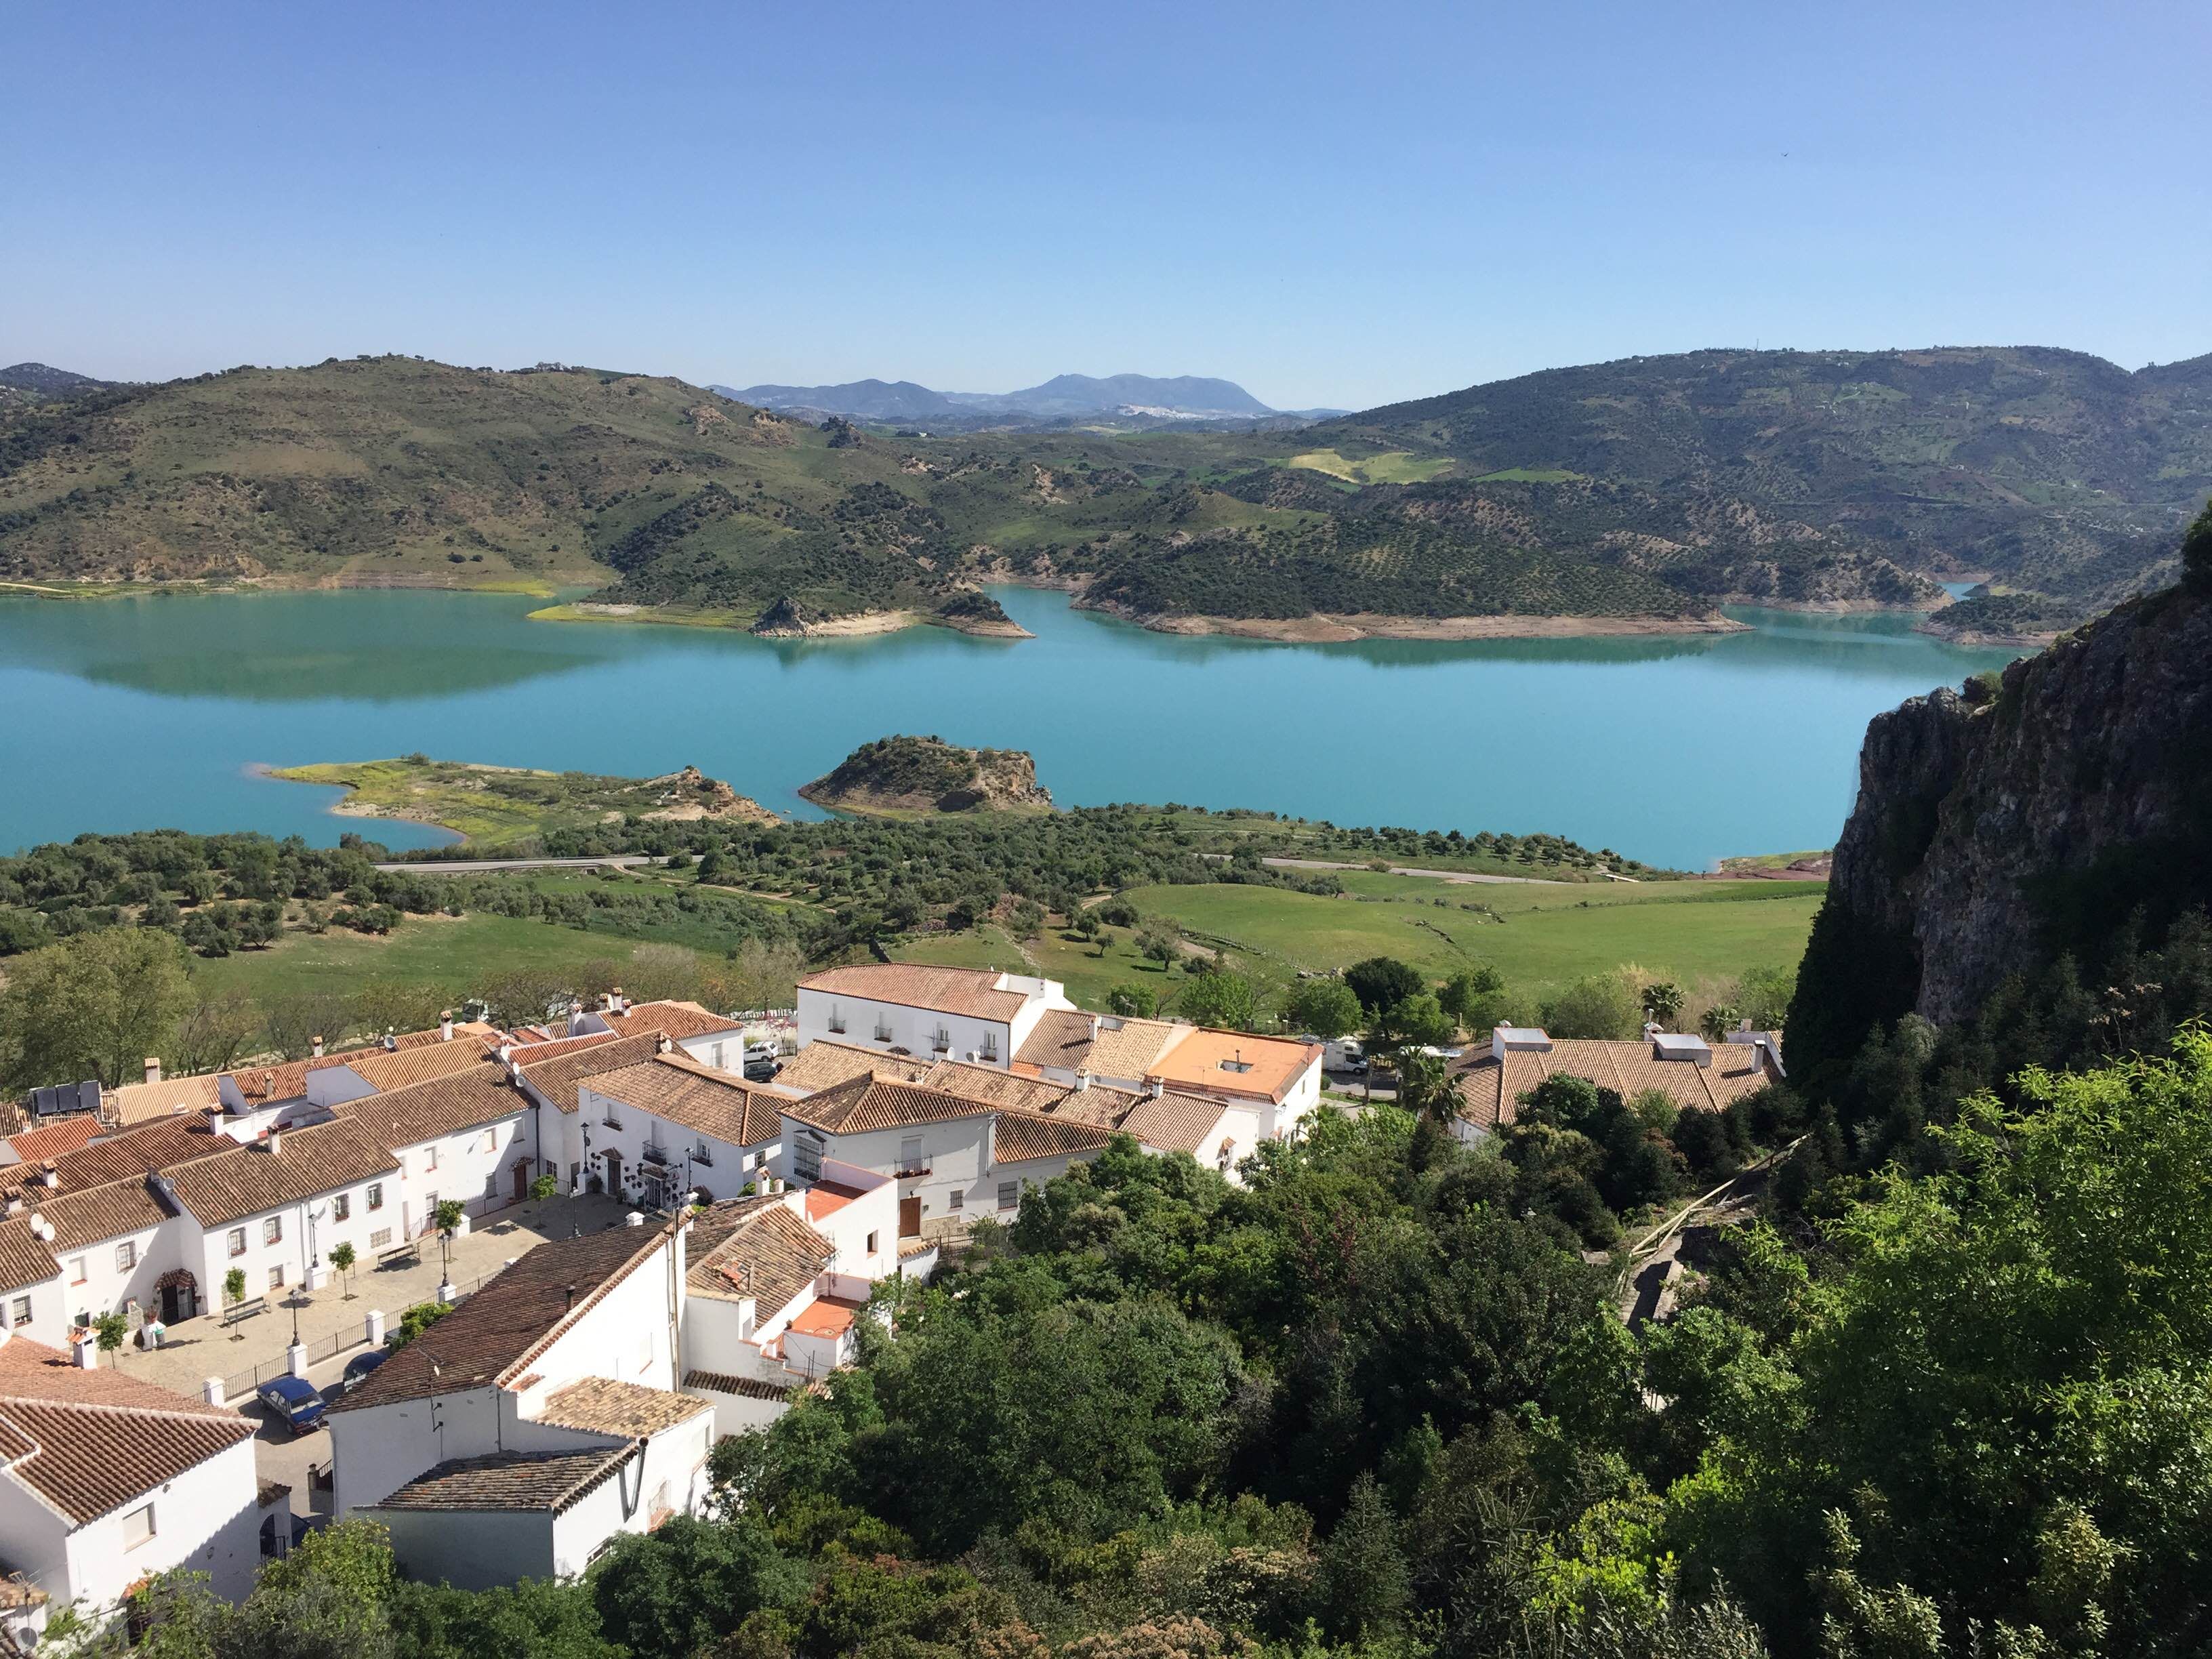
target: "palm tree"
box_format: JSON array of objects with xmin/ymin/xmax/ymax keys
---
[
  {"xmin": 1642, "ymin": 980, "xmax": 1685, "ymax": 1027},
  {"xmin": 329, "ymin": 1241, "xmax": 357, "ymax": 1300}
]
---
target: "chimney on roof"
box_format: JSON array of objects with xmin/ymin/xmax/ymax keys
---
[
  {"xmin": 1642, "ymin": 1021, "xmax": 1662, "ymax": 1042},
  {"xmin": 1738, "ymin": 1016, "xmax": 1753, "ymax": 1032},
  {"xmin": 2, "ymin": 1197, "xmax": 19, "ymax": 1219},
  {"xmin": 1088, "ymin": 1015, "xmax": 1102, "ymax": 1041},
  {"xmin": 38, "ymin": 1164, "xmax": 58, "ymax": 1189},
  {"xmin": 310, "ymin": 1036, "xmax": 325, "ymax": 1059},
  {"xmin": 1074, "ymin": 1067, "xmax": 1091, "ymax": 1092},
  {"xmin": 440, "ymin": 1011, "xmax": 454, "ymax": 1042},
  {"xmin": 657, "ymin": 1034, "xmax": 674, "ymax": 1056},
  {"xmin": 1146, "ymin": 1076, "xmax": 1164, "ymax": 1099},
  {"xmin": 266, "ymin": 1130, "xmax": 283, "ymax": 1157},
  {"xmin": 144, "ymin": 1057, "xmax": 162, "ymax": 1086}
]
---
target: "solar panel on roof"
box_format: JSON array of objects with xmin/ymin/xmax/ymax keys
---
[{"xmin": 25, "ymin": 1081, "xmax": 101, "ymax": 1118}]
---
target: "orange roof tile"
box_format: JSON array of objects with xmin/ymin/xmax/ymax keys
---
[
  {"xmin": 1144, "ymin": 1029, "xmax": 1320, "ymax": 1105},
  {"xmin": 798, "ymin": 965, "xmax": 1031, "ymax": 1022}
]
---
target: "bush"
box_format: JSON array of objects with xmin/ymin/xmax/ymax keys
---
[{"xmin": 1542, "ymin": 972, "xmax": 1642, "ymax": 1040}]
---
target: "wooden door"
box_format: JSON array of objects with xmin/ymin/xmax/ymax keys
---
[
  {"xmin": 897, "ymin": 1195, "xmax": 922, "ymax": 1238},
  {"xmin": 512, "ymin": 1162, "xmax": 529, "ymax": 1201}
]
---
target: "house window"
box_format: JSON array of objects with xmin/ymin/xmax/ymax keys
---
[
  {"xmin": 874, "ymin": 1019, "xmax": 893, "ymax": 1042},
  {"xmin": 122, "ymin": 1504, "xmax": 155, "ymax": 1551},
  {"xmin": 268, "ymin": 1266, "xmax": 285, "ymax": 1291},
  {"xmin": 479, "ymin": 1129, "xmax": 495, "ymax": 1153},
  {"xmin": 421, "ymin": 1146, "xmax": 438, "ymax": 1172},
  {"xmin": 115, "ymin": 1241, "xmax": 136, "ymax": 1273},
  {"xmin": 998, "ymin": 1181, "xmax": 1019, "ymax": 1211},
  {"xmin": 369, "ymin": 1227, "xmax": 392, "ymax": 1251},
  {"xmin": 949, "ymin": 1189, "xmax": 964, "ymax": 1211},
  {"xmin": 899, "ymin": 1135, "xmax": 924, "ymax": 1173},
  {"xmin": 262, "ymin": 1216, "xmax": 283, "ymax": 1246},
  {"xmin": 933, "ymin": 1025, "xmax": 951, "ymax": 1052},
  {"xmin": 227, "ymin": 1228, "xmax": 247, "ymax": 1257},
  {"xmin": 67, "ymin": 1257, "xmax": 86, "ymax": 1286},
  {"xmin": 826, "ymin": 1003, "xmax": 846, "ymax": 1036},
  {"xmin": 865, "ymin": 1230, "xmax": 879, "ymax": 1254},
  {"xmin": 367, "ymin": 1183, "xmax": 384, "ymax": 1211},
  {"xmin": 9, "ymin": 1297, "xmax": 29, "ymax": 1326},
  {"xmin": 483, "ymin": 1174, "xmax": 497, "ymax": 1198},
  {"xmin": 332, "ymin": 1193, "xmax": 350, "ymax": 1222},
  {"xmin": 979, "ymin": 1033, "xmax": 999, "ymax": 1061}
]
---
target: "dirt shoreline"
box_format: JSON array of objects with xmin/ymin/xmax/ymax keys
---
[{"xmin": 1078, "ymin": 602, "xmax": 1753, "ymax": 642}]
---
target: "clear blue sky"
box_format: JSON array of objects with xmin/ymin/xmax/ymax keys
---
[{"xmin": 5, "ymin": 1, "xmax": 2207, "ymax": 411}]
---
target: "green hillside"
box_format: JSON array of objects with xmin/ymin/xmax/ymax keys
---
[
  {"xmin": 5, "ymin": 346, "xmax": 2201, "ymax": 628},
  {"xmin": 1327, "ymin": 345, "xmax": 2212, "ymax": 606}
]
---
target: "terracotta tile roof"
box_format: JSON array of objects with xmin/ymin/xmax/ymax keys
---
[
  {"xmin": 775, "ymin": 1040, "xmax": 925, "ymax": 1094},
  {"xmin": 588, "ymin": 1001, "xmax": 742, "ymax": 1043},
  {"xmin": 781, "ymin": 1074, "xmax": 994, "ymax": 1136},
  {"xmin": 1113, "ymin": 1090, "xmax": 1244, "ymax": 1158},
  {"xmin": 799, "ymin": 965, "xmax": 1031, "ymax": 1022},
  {"xmin": 0, "ymin": 1337, "xmax": 253, "ymax": 1523},
  {"xmin": 161, "ymin": 1120, "xmax": 400, "ymax": 1228},
  {"xmin": 34, "ymin": 1119, "xmax": 229, "ymax": 1195},
  {"xmin": 786, "ymin": 1296, "xmax": 863, "ymax": 1338},
  {"xmin": 504, "ymin": 1030, "xmax": 623, "ymax": 1060},
  {"xmin": 1455, "ymin": 1036, "xmax": 1778, "ymax": 1132},
  {"xmin": 39, "ymin": 1184, "xmax": 174, "ymax": 1254},
  {"xmin": 688, "ymin": 1202, "xmax": 833, "ymax": 1316},
  {"xmin": 682, "ymin": 1370, "xmax": 798, "ymax": 1401},
  {"xmin": 992, "ymin": 1110, "xmax": 1116, "ymax": 1165},
  {"xmin": 0, "ymin": 1223, "xmax": 59, "ymax": 1294},
  {"xmin": 217, "ymin": 1023, "xmax": 499, "ymax": 1107},
  {"xmin": 364, "ymin": 1446, "xmax": 636, "ymax": 1513},
  {"xmin": 919, "ymin": 1059, "xmax": 1073, "ymax": 1113},
  {"xmin": 102, "ymin": 1075, "xmax": 225, "ymax": 1126},
  {"xmin": 535, "ymin": 1377, "xmax": 712, "ymax": 1437},
  {"xmin": 332, "ymin": 1063, "xmax": 523, "ymax": 1150},
  {"xmin": 583, "ymin": 1054, "xmax": 783, "ymax": 1149},
  {"xmin": 337, "ymin": 1042, "xmax": 505, "ymax": 1093},
  {"xmin": 0, "ymin": 1120, "xmax": 104, "ymax": 1164},
  {"xmin": 331, "ymin": 1222, "xmax": 673, "ymax": 1413},
  {"xmin": 1013, "ymin": 1010, "xmax": 1188, "ymax": 1079},
  {"xmin": 516, "ymin": 1034, "xmax": 668, "ymax": 1115},
  {"xmin": 1145, "ymin": 1029, "xmax": 1321, "ymax": 1105}
]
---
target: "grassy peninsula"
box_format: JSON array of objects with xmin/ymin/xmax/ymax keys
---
[{"xmin": 268, "ymin": 758, "xmax": 775, "ymax": 847}]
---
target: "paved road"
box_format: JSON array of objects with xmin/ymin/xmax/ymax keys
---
[{"xmin": 372, "ymin": 854, "xmax": 663, "ymax": 874}]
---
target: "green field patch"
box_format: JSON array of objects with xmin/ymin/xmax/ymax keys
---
[
  {"xmin": 1287, "ymin": 449, "xmax": 1455, "ymax": 486},
  {"xmin": 1472, "ymin": 467, "xmax": 1586, "ymax": 484}
]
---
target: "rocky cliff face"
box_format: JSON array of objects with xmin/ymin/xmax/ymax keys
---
[{"xmin": 1799, "ymin": 583, "xmax": 2212, "ymax": 1077}]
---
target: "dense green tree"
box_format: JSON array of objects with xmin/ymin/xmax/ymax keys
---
[
  {"xmin": 1344, "ymin": 956, "xmax": 1424, "ymax": 1017},
  {"xmin": 1439, "ymin": 962, "xmax": 1513, "ymax": 1037},
  {"xmin": 1284, "ymin": 977, "xmax": 1362, "ymax": 1040},
  {"xmin": 1179, "ymin": 967, "xmax": 1259, "ymax": 1031},
  {"xmin": 1543, "ymin": 973, "xmax": 1642, "ymax": 1040},
  {"xmin": 1106, "ymin": 982, "xmax": 1160, "ymax": 1018},
  {"xmin": 590, "ymin": 1515, "xmax": 802, "ymax": 1659},
  {"xmin": 0, "ymin": 927, "xmax": 193, "ymax": 1088}
]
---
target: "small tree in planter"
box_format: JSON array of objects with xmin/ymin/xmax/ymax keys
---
[
  {"xmin": 329, "ymin": 1241, "xmax": 357, "ymax": 1301},
  {"xmin": 222, "ymin": 1267, "xmax": 247, "ymax": 1339},
  {"xmin": 433, "ymin": 1200, "xmax": 466, "ymax": 1288},
  {"xmin": 92, "ymin": 1311, "xmax": 129, "ymax": 1367}
]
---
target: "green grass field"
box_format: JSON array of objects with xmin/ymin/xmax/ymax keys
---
[
  {"xmin": 893, "ymin": 874, "xmax": 1823, "ymax": 1023},
  {"xmin": 1287, "ymin": 449, "xmax": 1456, "ymax": 486},
  {"xmin": 188, "ymin": 912, "xmax": 665, "ymax": 1004}
]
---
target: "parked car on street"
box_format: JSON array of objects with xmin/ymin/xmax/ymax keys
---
[
  {"xmin": 337, "ymin": 1349, "xmax": 388, "ymax": 1396},
  {"xmin": 256, "ymin": 1374, "xmax": 327, "ymax": 1434},
  {"xmin": 744, "ymin": 1057, "xmax": 781, "ymax": 1082}
]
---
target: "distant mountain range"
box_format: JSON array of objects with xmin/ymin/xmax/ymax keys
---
[{"xmin": 710, "ymin": 372, "xmax": 1345, "ymax": 431}]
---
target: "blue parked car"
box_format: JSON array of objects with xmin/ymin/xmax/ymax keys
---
[
  {"xmin": 338, "ymin": 1349, "xmax": 388, "ymax": 1395},
  {"xmin": 256, "ymin": 1374, "xmax": 326, "ymax": 1433}
]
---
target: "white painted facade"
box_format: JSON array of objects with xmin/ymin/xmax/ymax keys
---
[
  {"xmin": 794, "ymin": 972, "xmax": 1072, "ymax": 1072},
  {"xmin": 573, "ymin": 1082, "xmax": 779, "ymax": 1213},
  {"xmin": 0, "ymin": 1426, "xmax": 262, "ymax": 1615}
]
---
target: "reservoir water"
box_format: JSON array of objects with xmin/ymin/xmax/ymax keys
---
[{"xmin": 0, "ymin": 585, "xmax": 2018, "ymax": 869}]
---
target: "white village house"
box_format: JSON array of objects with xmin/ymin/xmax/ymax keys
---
[
  {"xmin": 0, "ymin": 1332, "xmax": 281, "ymax": 1633},
  {"xmin": 794, "ymin": 966, "xmax": 1075, "ymax": 1069}
]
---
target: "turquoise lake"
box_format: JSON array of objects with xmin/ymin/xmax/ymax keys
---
[{"xmin": 0, "ymin": 585, "xmax": 2018, "ymax": 869}]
